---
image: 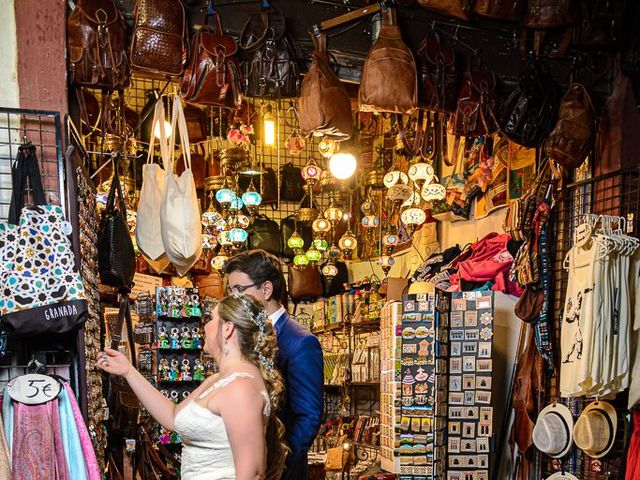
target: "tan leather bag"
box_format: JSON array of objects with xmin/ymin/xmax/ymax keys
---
[
  {"xmin": 298, "ymin": 33, "xmax": 353, "ymax": 140},
  {"xmin": 194, "ymin": 271, "xmax": 225, "ymax": 299},
  {"xmin": 130, "ymin": 0, "xmax": 188, "ymax": 76},
  {"xmin": 473, "ymin": 0, "xmax": 525, "ymax": 21},
  {"xmin": 415, "ymin": 0, "xmax": 470, "ymax": 20},
  {"xmin": 545, "ymin": 83, "xmax": 596, "ymax": 169},
  {"xmin": 287, "ymin": 266, "xmax": 323, "ymax": 303},
  {"xmin": 359, "ymin": 8, "xmax": 417, "ymax": 114}
]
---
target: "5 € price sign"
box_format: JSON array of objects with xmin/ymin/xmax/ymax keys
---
[{"xmin": 7, "ymin": 374, "xmax": 62, "ymax": 405}]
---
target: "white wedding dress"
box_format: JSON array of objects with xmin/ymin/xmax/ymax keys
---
[{"xmin": 174, "ymin": 372, "xmax": 271, "ymax": 480}]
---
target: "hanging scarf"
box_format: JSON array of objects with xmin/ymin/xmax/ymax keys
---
[
  {"xmin": 0, "ymin": 402, "xmax": 11, "ymax": 479},
  {"xmin": 2, "ymin": 392, "xmax": 13, "ymax": 459},
  {"xmin": 58, "ymin": 385, "xmax": 87, "ymax": 480},
  {"xmin": 12, "ymin": 399, "xmax": 69, "ymax": 480},
  {"xmin": 62, "ymin": 383, "xmax": 101, "ymax": 480}
]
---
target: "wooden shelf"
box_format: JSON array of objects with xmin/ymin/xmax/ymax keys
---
[{"xmin": 349, "ymin": 381, "xmax": 380, "ymax": 387}]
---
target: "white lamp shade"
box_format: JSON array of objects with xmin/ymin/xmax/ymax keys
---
[{"xmin": 329, "ymin": 153, "xmax": 357, "ymax": 180}]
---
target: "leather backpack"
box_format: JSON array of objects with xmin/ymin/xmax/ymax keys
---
[
  {"xmin": 67, "ymin": 0, "xmax": 130, "ymax": 89},
  {"xmin": 130, "ymin": 0, "xmax": 188, "ymax": 77},
  {"xmin": 545, "ymin": 83, "xmax": 596, "ymax": 169},
  {"xmin": 415, "ymin": 0, "xmax": 470, "ymax": 20},
  {"xmin": 523, "ymin": 0, "xmax": 577, "ymax": 29},
  {"xmin": 298, "ymin": 33, "xmax": 353, "ymax": 140},
  {"xmin": 281, "ymin": 215, "xmax": 313, "ymax": 260},
  {"xmin": 280, "ymin": 163, "xmax": 305, "ymax": 202},
  {"xmin": 502, "ymin": 61, "xmax": 559, "ymax": 148},
  {"xmin": 359, "ymin": 8, "xmax": 417, "ymax": 114},
  {"xmin": 417, "ymin": 31, "xmax": 458, "ymax": 113},
  {"xmin": 448, "ymin": 63, "xmax": 498, "ymax": 140},
  {"xmin": 193, "ymin": 271, "xmax": 225, "ymax": 299},
  {"xmin": 473, "ymin": 0, "xmax": 525, "ymax": 21},
  {"xmin": 288, "ymin": 265, "xmax": 323, "ymax": 303},
  {"xmin": 248, "ymin": 214, "xmax": 281, "ymax": 255},
  {"xmin": 239, "ymin": 10, "xmax": 300, "ymax": 98},
  {"xmin": 180, "ymin": 11, "xmax": 242, "ymax": 107}
]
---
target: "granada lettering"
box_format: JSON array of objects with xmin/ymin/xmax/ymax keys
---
[{"xmin": 44, "ymin": 304, "xmax": 78, "ymax": 321}]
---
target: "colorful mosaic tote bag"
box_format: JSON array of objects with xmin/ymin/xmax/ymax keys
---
[{"xmin": 0, "ymin": 144, "xmax": 87, "ymax": 337}]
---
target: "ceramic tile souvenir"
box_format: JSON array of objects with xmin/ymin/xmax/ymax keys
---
[
  {"xmin": 475, "ymin": 391, "xmax": 491, "ymax": 404},
  {"xmin": 464, "ymin": 329, "xmax": 479, "ymax": 341},
  {"xmin": 451, "ymin": 358, "xmax": 463, "ymax": 373},
  {"xmin": 448, "ymin": 437, "xmax": 461, "ymax": 453},
  {"xmin": 449, "ymin": 392, "xmax": 464, "ymax": 405},
  {"xmin": 478, "ymin": 342, "xmax": 491, "ymax": 358},
  {"xmin": 462, "ymin": 422, "xmax": 476, "ymax": 438},
  {"xmin": 462, "ymin": 342, "xmax": 478, "ymax": 354},
  {"xmin": 450, "ymin": 376, "xmax": 462, "ymax": 392},
  {"xmin": 463, "ymin": 374, "xmax": 475, "ymax": 389},
  {"xmin": 476, "ymin": 359, "xmax": 492, "ymax": 372},
  {"xmin": 464, "ymin": 391, "xmax": 475, "ymax": 405},
  {"xmin": 461, "ymin": 438, "xmax": 477, "ymax": 452},
  {"xmin": 476, "ymin": 296, "xmax": 492, "ymax": 309},
  {"xmin": 477, "ymin": 438, "xmax": 489, "ymax": 452},
  {"xmin": 451, "ymin": 311, "xmax": 464, "ymax": 328},
  {"xmin": 476, "ymin": 376, "xmax": 492, "ymax": 390},
  {"xmin": 463, "ymin": 356, "xmax": 476, "ymax": 372},
  {"xmin": 464, "ymin": 310, "xmax": 478, "ymax": 327},
  {"xmin": 451, "ymin": 342, "xmax": 462, "ymax": 356}
]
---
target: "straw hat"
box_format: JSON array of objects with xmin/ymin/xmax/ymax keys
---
[
  {"xmin": 546, "ymin": 473, "xmax": 579, "ymax": 480},
  {"xmin": 532, "ymin": 403, "xmax": 574, "ymax": 458},
  {"xmin": 573, "ymin": 400, "xmax": 617, "ymax": 459}
]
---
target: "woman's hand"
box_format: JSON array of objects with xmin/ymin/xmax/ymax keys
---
[{"xmin": 97, "ymin": 348, "xmax": 132, "ymax": 377}]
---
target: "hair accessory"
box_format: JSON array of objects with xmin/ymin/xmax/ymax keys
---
[{"xmin": 258, "ymin": 352, "xmax": 274, "ymax": 372}]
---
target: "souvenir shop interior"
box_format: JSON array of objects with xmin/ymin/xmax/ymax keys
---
[{"xmin": 1, "ymin": 0, "xmax": 640, "ymax": 479}]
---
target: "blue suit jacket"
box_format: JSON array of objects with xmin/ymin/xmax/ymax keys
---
[{"xmin": 273, "ymin": 311, "xmax": 324, "ymax": 459}]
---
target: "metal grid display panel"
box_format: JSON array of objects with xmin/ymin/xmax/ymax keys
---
[{"xmin": 546, "ymin": 165, "xmax": 640, "ymax": 479}]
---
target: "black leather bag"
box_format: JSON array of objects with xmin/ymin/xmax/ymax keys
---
[
  {"xmin": 248, "ymin": 214, "xmax": 281, "ymax": 255},
  {"xmin": 240, "ymin": 10, "xmax": 300, "ymax": 98},
  {"xmin": 98, "ymin": 160, "xmax": 136, "ymax": 291},
  {"xmin": 502, "ymin": 61, "xmax": 560, "ymax": 148},
  {"xmin": 280, "ymin": 163, "xmax": 305, "ymax": 202},
  {"xmin": 280, "ymin": 215, "xmax": 313, "ymax": 260}
]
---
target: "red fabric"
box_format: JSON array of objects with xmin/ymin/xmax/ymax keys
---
[
  {"xmin": 626, "ymin": 410, "xmax": 640, "ymax": 480},
  {"xmin": 456, "ymin": 233, "xmax": 522, "ymax": 296}
]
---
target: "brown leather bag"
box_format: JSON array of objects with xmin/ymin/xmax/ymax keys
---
[
  {"xmin": 67, "ymin": 0, "xmax": 130, "ymax": 89},
  {"xmin": 417, "ymin": 31, "xmax": 458, "ymax": 113},
  {"xmin": 448, "ymin": 64, "xmax": 498, "ymax": 139},
  {"xmin": 288, "ymin": 266, "xmax": 323, "ymax": 303},
  {"xmin": 298, "ymin": 33, "xmax": 353, "ymax": 140},
  {"xmin": 184, "ymin": 105, "xmax": 208, "ymax": 144},
  {"xmin": 415, "ymin": 0, "xmax": 470, "ymax": 20},
  {"xmin": 194, "ymin": 271, "xmax": 225, "ymax": 299},
  {"xmin": 130, "ymin": 0, "xmax": 188, "ymax": 77},
  {"xmin": 359, "ymin": 8, "xmax": 417, "ymax": 114},
  {"xmin": 545, "ymin": 83, "xmax": 596, "ymax": 169},
  {"xmin": 180, "ymin": 12, "xmax": 242, "ymax": 107},
  {"xmin": 595, "ymin": 56, "xmax": 640, "ymax": 176},
  {"xmin": 473, "ymin": 0, "xmax": 525, "ymax": 21},
  {"xmin": 523, "ymin": 0, "xmax": 577, "ymax": 28}
]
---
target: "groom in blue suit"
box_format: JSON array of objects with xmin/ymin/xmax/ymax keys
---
[{"xmin": 225, "ymin": 250, "xmax": 324, "ymax": 479}]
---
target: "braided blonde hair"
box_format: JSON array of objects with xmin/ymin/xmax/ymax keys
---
[{"xmin": 208, "ymin": 295, "xmax": 289, "ymax": 480}]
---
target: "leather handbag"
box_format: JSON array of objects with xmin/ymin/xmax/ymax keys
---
[
  {"xmin": 523, "ymin": 0, "xmax": 577, "ymax": 29},
  {"xmin": 359, "ymin": 8, "xmax": 417, "ymax": 114},
  {"xmin": 281, "ymin": 215, "xmax": 313, "ymax": 260},
  {"xmin": 280, "ymin": 163, "xmax": 305, "ymax": 202},
  {"xmin": 239, "ymin": 10, "xmax": 300, "ymax": 98},
  {"xmin": 288, "ymin": 265, "xmax": 323, "ymax": 303},
  {"xmin": 415, "ymin": 0, "xmax": 470, "ymax": 20},
  {"xmin": 67, "ymin": 0, "xmax": 130, "ymax": 89},
  {"xmin": 248, "ymin": 214, "xmax": 281, "ymax": 255},
  {"xmin": 573, "ymin": 0, "xmax": 624, "ymax": 49},
  {"xmin": 545, "ymin": 83, "xmax": 596, "ymax": 169},
  {"xmin": 130, "ymin": 0, "xmax": 188, "ymax": 76},
  {"xmin": 298, "ymin": 33, "xmax": 353, "ymax": 139},
  {"xmin": 99, "ymin": 158, "xmax": 136, "ymax": 290},
  {"xmin": 180, "ymin": 11, "xmax": 242, "ymax": 107},
  {"xmin": 473, "ymin": 0, "xmax": 525, "ymax": 21},
  {"xmin": 193, "ymin": 271, "xmax": 225, "ymax": 299},
  {"xmin": 184, "ymin": 104, "xmax": 208, "ymax": 144},
  {"xmin": 448, "ymin": 62, "xmax": 498, "ymax": 140},
  {"xmin": 417, "ymin": 31, "xmax": 458, "ymax": 113},
  {"xmin": 514, "ymin": 287, "xmax": 544, "ymax": 323},
  {"xmin": 595, "ymin": 56, "xmax": 640, "ymax": 176},
  {"xmin": 501, "ymin": 61, "xmax": 559, "ymax": 148}
]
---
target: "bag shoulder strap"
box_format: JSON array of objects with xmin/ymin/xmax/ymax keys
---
[
  {"xmin": 8, "ymin": 144, "xmax": 47, "ymax": 224},
  {"xmin": 169, "ymin": 95, "xmax": 192, "ymax": 173},
  {"xmin": 105, "ymin": 155, "xmax": 127, "ymax": 216},
  {"xmin": 147, "ymin": 99, "xmax": 170, "ymax": 165},
  {"xmin": 111, "ymin": 295, "xmax": 138, "ymax": 369}
]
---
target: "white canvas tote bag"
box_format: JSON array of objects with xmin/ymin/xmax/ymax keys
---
[
  {"xmin": 136, "ymin": 100, "xmax": 170, "ymax": 273},
  {"xmin": 160, "ymin": 95, "xmax": 202, "ymax": 276}
]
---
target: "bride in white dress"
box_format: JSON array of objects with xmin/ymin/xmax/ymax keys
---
[{"xmin": 97, "ymin": 294, "xmax": 289, "ymax": 480}]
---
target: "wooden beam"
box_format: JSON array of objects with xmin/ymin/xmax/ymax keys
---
[{"xmin": 319, "ymin": 2, "xmax": 381, "ymax": 31}]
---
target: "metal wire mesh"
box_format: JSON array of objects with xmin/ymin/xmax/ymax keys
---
[{"xmin": 546, "ymin": 159, "xmax": 640, "ymax": 479}]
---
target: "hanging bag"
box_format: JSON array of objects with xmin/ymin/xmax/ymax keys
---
[
  {"xmin": 136, "ymin": 100, "xmax": 170, "ymax": 274},
  {"xmin": 359, "ymin": 7, "xmax": 417, "ymax": 114},
  {"xmin": 248, "ymin": 214, "xmax": 281, "ymax": 255},
  {"xmin": 160, "ymin": 96, "xmax": 203, "ymax": 276},
  {"xmin": 1, "ymin": 145, "xmax": 88, "ymax": 337},
  {"xmin": 130, "ymin": 0, "xmax": 188, "ymax": 77},
  {"xmin": 298, "ymin": 32, "xmax": 353, "ymax": 139},
  {"xmin": 98, "ymin": 156, "xmax": 136, "ymax": 290},
  {"xmin": 180, "ymin": 10, "xmax": 242, "ymax": 107},
  {"xmin": 288, "ymin": 265, "xmax": 323, "ymax": 303},
  {"xmin": 280, "ymin": 162, "xmax": 305, "ymax": 202}
]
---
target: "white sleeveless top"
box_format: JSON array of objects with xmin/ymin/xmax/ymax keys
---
[{"xmin": 173, "ymin": 372, "xmax": 270, "ymax": 480}]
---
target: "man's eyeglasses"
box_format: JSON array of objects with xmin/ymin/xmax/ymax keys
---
[{"xmin": 226, "ymin": 282, "xmax": 262, "ymax": 296}]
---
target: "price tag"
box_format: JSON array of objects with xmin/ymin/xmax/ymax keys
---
[
  {"xmin": 7, "ymin": 374, "xmax": 62, "ymax": 405},
  {"xmin": 125, "ymin": 439, "xmax": 136, "ymax": 453}
]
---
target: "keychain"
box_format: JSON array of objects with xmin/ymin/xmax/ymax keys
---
[
  {"xmin": 193, "ymin": 359, "xmax": 205, "ymax": 381},
  {"xmin": 170, "ymin": 328, "xmax": 181, "ymax": 350},
  {"xmin": 158, "ymin": 358, "xmax": 170, "ymax": 381},
  {"xmin": 192, "ymin": 327, "xmax": 201, "ymax": 349},
  {"xmin": 169, "ymin": 359, "xmax": 180, "ymax": 381},
  {"xmin": 181, "ymin": 326, "xmax": 192, "ymax": 349},
  {"xmin": 180, "ymin": 356, "xmax": 192, "ymax": 381}
]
